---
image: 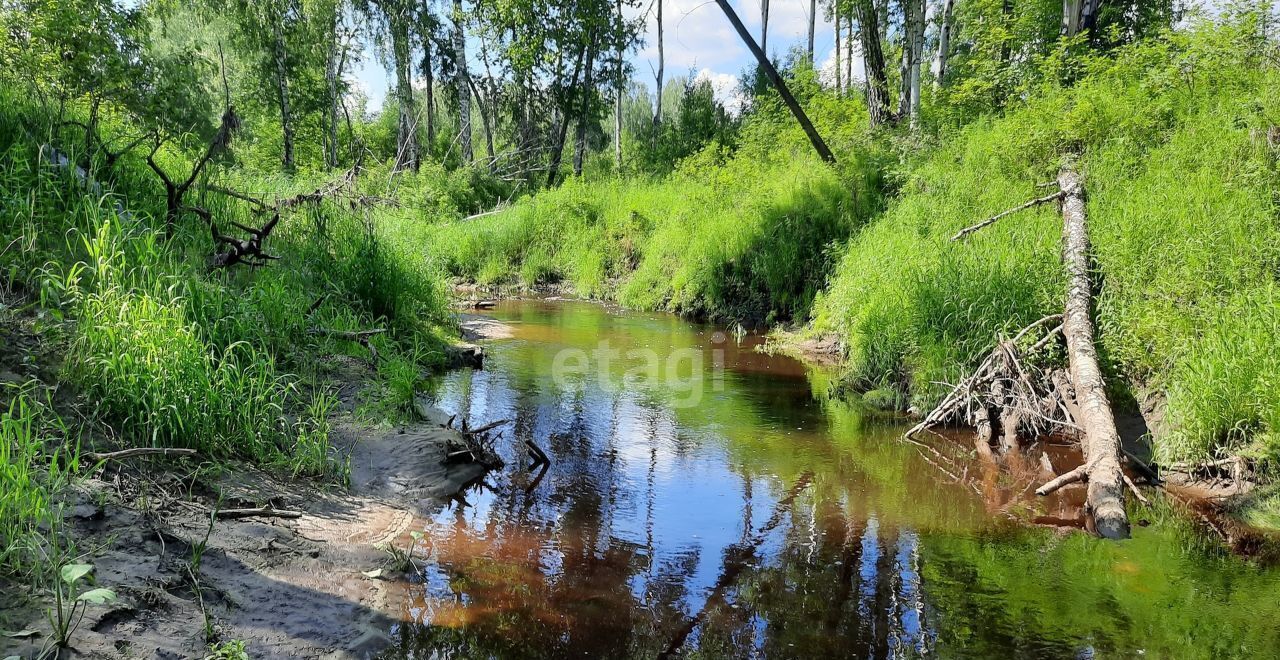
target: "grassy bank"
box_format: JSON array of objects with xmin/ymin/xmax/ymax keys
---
[
  {"xmin": 426, "ymin": 94, "xmax": 891, "ymax": 324},
  {"xmin": 0, "ymin": 84, "xmax": 484, "ymax": 581},
  {"xmin": 812, "ymin": 22, "xmax": 1280, "ymax": 477}
]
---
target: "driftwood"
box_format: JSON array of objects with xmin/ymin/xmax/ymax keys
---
[
  {"xmin": 215, "ymin": 507, "xmax": 303, "ymax": 520},
  {"xmin": 86, "ymin": 447, "xmax": 199, "ymax": 462},
  {"xmin": 912, "ymin": 164, "xmax": 1132, "ymax": 539},
  {"xmin": 1057, "ymin": 166, "xmax": 1129, "ymax": 539}
]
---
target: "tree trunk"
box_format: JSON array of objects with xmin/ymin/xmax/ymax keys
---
[
  {"xmin": 574, "ymin": 36, "xmax": 598, "ymax": 177},
  {"xmin": 713, "ymin": 0, "xmax": 836, "ymax": 163},
  {"xmin": 614, "ymin": 0, "xmax": 624, "ymax": 170},
  {"xmin": 1057, "ymin": 165, "xmax": 1130, "ymax": 540},
  {"xmin": 547, "ymin": 40, "xmax": 588, "ymax": 187},
  {"xmin": 453, "ymin": 0, "xmax": 473, "ymax": 163},
  {"xmin": 424, "ymin": 38, "xmax": 436, "ymax": 154},
  {"xmin": 807, "ymin": 0, "xmax": 816, "ymax": 65},
  {"xmin": 834, "ymin": 1, "xmax": 842, "ymax": 94},
  {"xmin": 1062, "ymin": 0, "xmax": 1082, "ymax": 36},
  {"xmin": 324, "ymin": 34, "xmax": 341, "ymax": 169},
  {"xmin": 654, "ymin": 0, "xmax": 664, "ymax": 129},
  {"xmin": 760, "ymin": 0, "xmax": 769, "ymax": 54},
  {"xmin": 934, "ymin": 0, "xmax": 955, "ymax": 90},
  {"xmin": 390, "ymin": 17, "xmax": 419, "ymax": 171},
  {"xmin": 853, "ymin": 0, "xmax": 891, "ymax": 125},
  {"xmin": 272, "ymin": 19, "xmax": 295, "ymax": 170},
  {"xmin": 908, "ymin": 0, "xmax": 924, "ymax": 128},
  {"xmin": 846, "ymin": 12, "xmax": 853, "ymax": 94},
  {"xmin": 468, "ymin": 78, "xmax": 496, "ymax": 164}
]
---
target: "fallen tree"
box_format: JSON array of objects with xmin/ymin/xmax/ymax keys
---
[{"xmin": 909, "ymin": 163, "xmax": 1132, "ymax": 539}]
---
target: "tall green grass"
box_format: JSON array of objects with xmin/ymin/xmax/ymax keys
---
[
  {"xmin": 0, "ymin": 82, "xmax": 464, "ymax": 482},
  {"xmin": 812, "ymin": 21, "xmax": 1280, "ymax": 468},
  {"xmin": 427, "ymin": 97, "xmax": 890, "ymax": 324},
  {"xmin": 0, "ymin": 384, "xmax": 77, "ymax": 580}
]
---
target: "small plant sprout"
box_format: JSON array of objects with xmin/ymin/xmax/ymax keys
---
[{"xmin": 46, "ymin": 563, "xmax": 116, "ymax": 650}]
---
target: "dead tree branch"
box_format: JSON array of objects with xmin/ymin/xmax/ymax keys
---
[
  {"xmin": 86, "ymin": 447, "xmax": 199, "ymax": 462},
  {"xmin": 950, "ymin": 191, "xmax": 1064, "ymax": 242}
]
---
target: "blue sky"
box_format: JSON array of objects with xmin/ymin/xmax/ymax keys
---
[{"xmin": 351, "ymin": 0, "xmax": 848, "ymax": 114}]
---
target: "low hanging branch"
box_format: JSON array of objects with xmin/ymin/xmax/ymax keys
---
[{"xmin": 910, "ymin": 163, "xmax": 1132, "ymax": 539}]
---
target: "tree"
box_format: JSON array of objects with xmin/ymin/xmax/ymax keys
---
[
  {"xmin": 761, "ymin": 0, "xmax": 770, "ymax": 54},
  {"xmin": 452, "ymin": 0, "xmax": 473, "ymax": 163},
  {"xmin": 852, "ymin": 0, "xmax": 891, "ymax": 125},
  {"xmin": 712, "ymin": 0, "xmax": 835, "ymax": 164},
  {"xmin": 359, "ymin": 0, "xmax": 420, "ymax": 171},
  {"xmin": 896, "ymin": 0, "xmax": 925, "ymax": 127},
  {"xmin": 654, "ymin": 0, "xmax": 664, "ymax": 131},
  {"xmin": 934, "ymin": 0, "xmax": 956, "ymax": 90},
  {"xmin": 808, "ymin": 0, "xmax": 817, "ymax": 64}
]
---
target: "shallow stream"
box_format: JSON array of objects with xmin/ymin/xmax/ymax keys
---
[{"xmin": 380, "ymin": 299, "xmax": 1280, "ymax": 659}]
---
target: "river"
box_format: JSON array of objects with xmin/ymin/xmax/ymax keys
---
[{"xmin": 378, "ymin": 298, "xmax": 1280, "ymax": 659}]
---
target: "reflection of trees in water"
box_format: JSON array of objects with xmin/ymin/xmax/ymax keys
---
[{"xmin": 391, "ymin": 314, "xmax": 944, "ymax": 658}]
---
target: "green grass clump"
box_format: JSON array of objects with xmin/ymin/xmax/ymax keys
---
[
  {"xmin": 427, "ymin": 96, "xmax": 889, "ymax": 324},
  {"xmin": 0, "ymin": 81, "xmax": 465, "ymax": 484},
  {"xmin": 812, "ymin": 22, "xmax": 1280, "ymax": 469},
  {"xmin": 0, "ymin": 385, "xmax": 77, "ymax": 580}
]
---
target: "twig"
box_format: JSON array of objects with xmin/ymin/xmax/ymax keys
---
[
  {"xmin": 215, "ymin": 507, "xmax": 303, "ymax": 520},
  {"xmin": 86, "ymin": 447, "xmax": 199, "ymax": 462},
  {"xmin": 1035, "ymin": 465, "xmax": 1085, "ymax": 496},
  {"xmin": 1123, "ymin": 473, "xmax": 1150, "ymax": 506},
  {"xmin": 950, "ymin": 191, "xmax": 1064, "ymax": 242}
]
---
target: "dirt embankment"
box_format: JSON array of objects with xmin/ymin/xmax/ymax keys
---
[{"xmin": 0, "ymin": 347, "xmax": 504, "ymax": 659}]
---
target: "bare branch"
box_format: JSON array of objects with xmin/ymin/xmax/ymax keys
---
[{"xmin": 950, "ymin": 192, "xmax": 1064, "ymax": 242}]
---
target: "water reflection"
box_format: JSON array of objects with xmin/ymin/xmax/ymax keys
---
[{"xmin": 379, "ymin": 300, "xmax": 1280, "ymax": 659}]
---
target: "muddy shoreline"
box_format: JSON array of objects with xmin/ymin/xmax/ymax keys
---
[{"xmin": 0, "ymin": 352, "xmax": 503, "ymax": 659}]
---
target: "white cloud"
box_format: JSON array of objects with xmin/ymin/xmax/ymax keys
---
[{"xmin": 694, "ymin": 68, "xmax": 746, "ymax": 115}]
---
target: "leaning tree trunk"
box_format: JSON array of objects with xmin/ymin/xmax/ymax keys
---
[
  {"xmin": 854, "ymin": 0, "xmax": 892, "ymax": 125},
  {"xmin": 272, "ymin": 19, "xmax": 295, "ymax": 170},
  {"xmin": 547, "ymin": 40, "xmax": 588, "ymax": 187},
  {"xmin": 453, "ymin": 0, "xmax": 473, "ymax": 164},
  {"xmin": 934, "ymin": 0, "xmax": 956, "ymax": 91},
  {"xmin": 713, "ymin": 0, "xmax": 836, "ymax": 163},
  {"xmin": 1055, "ymin": 166, "xmax": 1130, "ymax": 539}
]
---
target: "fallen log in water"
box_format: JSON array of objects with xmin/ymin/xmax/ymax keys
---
[
  {"xmin": 910, "ymin": 163, "xmax": 1131, "ymax": 539},
  {"xmin": 1056, "ymin": 165, "xmax": 1129, "ymax": 539}
]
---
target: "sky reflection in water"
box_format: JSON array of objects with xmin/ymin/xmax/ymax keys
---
[{"xmin": 378, "ymin": 299, "xmax": 1280, "ymax": 660}]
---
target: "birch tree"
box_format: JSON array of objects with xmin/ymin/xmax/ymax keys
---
[
  {"xmin": 933, "ymin": 0, "xmax": 955, "ymax": 90},
  {"xmin": 452, "ymin": 0, "xmax": 473, "ymax": 163}
]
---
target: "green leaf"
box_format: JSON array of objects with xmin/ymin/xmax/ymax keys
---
[
  {"xmin": 409, "ymin": 531, "xmax": 425, "ymax": 541},
  {"xmin": 1, "ymin": 629, "xmax": 40, "ymax": 638},
  {"xmin": 75, "ymin": 588, "xmax": 116, "ymax": 604},
  {"xmin": 361, "ymin": 569, "xmax": 383, "ymax": 579},
  {"xmin": 60, "ymin": 563, "xmax": 94, "ymax": 585}
]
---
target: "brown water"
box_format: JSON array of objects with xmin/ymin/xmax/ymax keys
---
[{"xmin": 379, "ymin": 299, "xmax": 1280, "ymax": 659}]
